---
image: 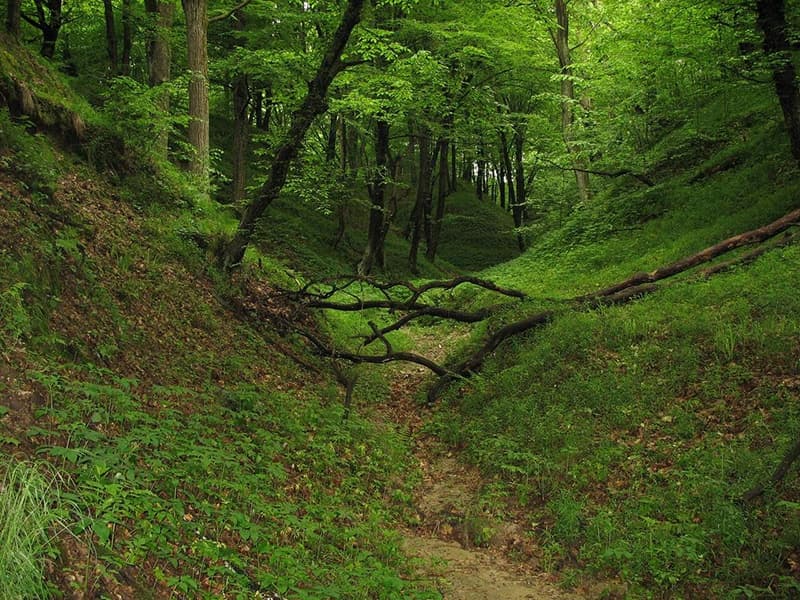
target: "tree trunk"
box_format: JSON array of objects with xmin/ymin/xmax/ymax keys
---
[
  {"xmin": 476, "ymin": 156, "xmax": 484, "ymax": 201},
  {"xmin": 358, "ymin": 120, "xmax": 390, "ymax": 275},
  {"xmin": 756, "ymin": 0, "xmax": 800, "ymax": 163},
  {"xmin": 333, "ymin": 116, "xmax": 348, "ymax": 248},
  {"xmin": 408, "ymin": 131, "xmax": 432, "ymax": 274},
  {"xmin": 102, "ymin": 0, "xmax": 118, "ymax": 72},
  {"xmin": 498, "ymin": 160, "xmax": 506, "ymax": 209},
  {"xmin": 221, "ymin": 0, "xmax": 365, "ymax": 270},
  {"xmin": 450, "ymin": 142, "xmax": 457, "ymax": 190},
  {"xmin": 145, "ymin": 0, "xmax": 173, "ymax": 160},
  {"xmin": 231, "ymin": 75, "xmax": 250, "ymax": 205},
  {"xmin": 425, "ymin": 137, "xmax": 449, "ymax": 262},
  {"xmin": 513, "ymin": 122, "xmax": 526, "ymax": 251},
  {"xmin": 6, "ymin": 0, "xmax": 21, "ymax": 36},
  {"xmin": 121, "ymin": 0, "xmax": 132, "ymax": 75},
  {"xmin": 230, "ymin": 8, "xmax": 249, "ymax": 206},
  {"xmin": 182, "ymin": 0, "xmax": 209, "ymax": 192},
  {"xmin": 499, "ymin": 130, "xmax": 516, "ymax": 213},
  {"xmin": 326, "ymin": 113, "xmax": 338, "ymax": 162},
  {"xmin": 554, "ymin": 0, "xmax": 591, "ymax": 202}
]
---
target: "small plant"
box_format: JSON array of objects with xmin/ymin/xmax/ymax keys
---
[
  {"xmin": 0, "ymin": 459, "xmax": 62, "ymax": 600},
  {"xmin": 0, "ymin": 282, "xmax": 32, "ymax": 347}
]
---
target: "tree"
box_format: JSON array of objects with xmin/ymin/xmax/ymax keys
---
[
  {"xmin": 552, "ymin": 0, "xmax": 590, "ymax": 202},
  {"xmin": 755, "ymin": 0, "xmax": 800, "ymax": 163},
  {"xmin": 6, "ymin": 0, "xmax": 21, "ymax": 37},
  {"xmin": 182, "ymin": 0, "xmax": 210, "ymax": 190},
  {"xmin": 21, "ymin": 0, "xmax": 63, "ymax": 57},
  {"xmin": 220, "ymin": 0, "xmax": 366, "ymax": 270},
  {"xmin": 145, "ymin": 0, "xmax": 175, "ymax": 159}
]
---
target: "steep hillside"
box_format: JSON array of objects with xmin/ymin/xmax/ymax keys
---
[
  {"xmin": 0, "ymin": 79, "xmax": 440, "ymax": 600},
  {"xmin": 429, "ymin": 85, "xmax": 800, "ymax": 597}
]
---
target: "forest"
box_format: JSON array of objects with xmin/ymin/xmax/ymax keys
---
[{"xmin": 1, "ymin": 0, "xmax": 800, "ymax": 597}]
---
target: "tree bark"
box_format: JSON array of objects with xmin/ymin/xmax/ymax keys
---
[
  {"xmin": 498, "ymin": 160, "xmax": 506, "ymax": 209},
  {"xmin": 554, "ymin": 0, "xmax": 591, "ymax": 202},
  {"xmin": 756, "ymin": 0, "xmax": 800, "ymax": 163},
  {"xmin": 102, "ymin": 0, "xmax": 118, "ymax": 72},
  {"xmin": 408, "ymin": 131, "xmax": 432, "ymax": 274},
  {"xmin": 333, "ymin": 116, "xmax": 348, "ymax": 248},
  {"xmin": 425, "ymin": 137, "xmax": 449, "ymax": 261},
  {"xmin": 230, "ymin": 8, "xmax": 249, "ymax": 206},
  {"xmin": 513, "ymin": 121, "xmax": 526, "ymax": 251},
  {"xmin": 499, "ymin": 130, "xmax": 516, "ymax": 213},
  {"xmin": 6, "ymin": 0, "xmax": 21, "ymax": 36},
  {"xmin": 121, "ymin": 0, "xmax": 132, "ymax": 75},
  {"xmin": 145, "ymin": 0, "xmax": 173, "ymax": 160},
  {"xmin": 221, "ymin": 0, "xmax": 365, "ymax": 270},
  {"xmin": 358, "ymin": 119, "xmax": 390, "ymax": 275},
  {"xmin": 182, "ymin": 0, "xmax": 210, "ymax": 191}
]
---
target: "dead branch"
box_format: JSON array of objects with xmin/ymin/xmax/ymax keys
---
[
  {"xmin": 589, "ymin": 208, "xmax": 800, "ymax": 300},
  {"xmin": 542, "ymin": 158, "xmax": 654, "ymax": 186},
  {"xmin": 285, "ymin": 274, "xmax": 526, "ymax": 307},
  {"xmin": 294, "ymin": 325, "xmax": 451, "ymax": 377},
  {"xmin": 742, "ymin": 435, "xmax": 800, "ymax": 502},
  {"xmin": 699, "ymin": 232, "xmax": 797, "ymax": 278},
  {"xmin": 426, "ymin": 207, "xmax": 800, "ymax": 402},
  {"xmin": 363, "ymin": 307, "xmax": 492, "ymax": 345},
  {"xmin": 426, "ymin": 283, "xmax": 659, "ymax": 403}
]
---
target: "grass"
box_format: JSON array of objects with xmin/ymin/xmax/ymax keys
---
[
  {"xmin": 426, "ymin": 86, "xmax": 800, "ymax": 597},
  {"xmin": 0, "ymin": 460, "xmax": 62, "ymax": 600}
]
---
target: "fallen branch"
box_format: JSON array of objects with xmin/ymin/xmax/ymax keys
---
[
  {"xmin": 426, "ymin": 283, "xmax": 659, "ymax": 402},
  {"xmin": 294, "ymin": 325, "xmax": 451, "ymax": 377},
  {"xmin": 286, "ymin": 274, "xmax": 526, "ymax": 307},
  {"xmin": 589, "ymin": 208, "xmax": 800, "ymax": 300},
  {"xmin": 542, "ymin": 159, "xmax": 654, "ymax": 186},
  {"xmin": 699, "ymin": 232, "xmax": 797, "ymax": 278},
  {"xmin": 363, "ymin": 307, "xmax": 491, "ymax": 345},
  {"xmin": 742, "ymin": 435, "xmax": 800, "ymax": 502}
]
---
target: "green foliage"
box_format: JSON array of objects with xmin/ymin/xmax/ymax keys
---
[
  {"xmin": 27, "ymin": 367, "xmax": 433, "ymax": 598},
  {"xmin": 0, "ymin": 459, "xmax": 62, "ymax": 600},
  {"xmin": 0, "ymin": 109, "xmax": 61, "ymax": 197}
]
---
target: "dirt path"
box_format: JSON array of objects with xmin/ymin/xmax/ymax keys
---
[{"xmin": 377, "ymin": 335, "xmax": 582, "ymax": 600}]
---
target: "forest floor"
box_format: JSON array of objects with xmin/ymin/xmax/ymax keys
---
[{"xmin": 375, "ymin": 331, "xmax": 583, "ymax": 599}]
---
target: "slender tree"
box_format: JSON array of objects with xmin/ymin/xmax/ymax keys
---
[
  {"xmin": 553, "ymin": 0, "xmax": 591, "ymax": 202},
  {"xmin": 220, "ymin": 0, "xmax": 366, "ymax": 270},
  {"xmin": 755, "ymin": 0, "xmax": 800, "ymax": 163}
]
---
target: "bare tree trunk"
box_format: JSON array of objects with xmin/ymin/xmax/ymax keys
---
[
  {"xmin": 358, "ymin": 120, "xmax": 390, "ymax": 275},
  {"xmin": 425, "ymin": 137, "xmax": 449, "ymax": 262},
  {"xmin": 498, "ymin": 160, "xmax": 506, "ymax": 209},
  {"xmin": 408, "ymin": 131, "xmax": 432, "ymax": 274},
  {"xmin": 756, "ymin": 0, "xmax": 800, "ymax": 163},
  {"xmin": 145, "ymin": 0, "xmax": 173, "ymax": 160},
  {"xmin": 182, "ymin": 0, "xmax": 209, "ymax": 192},
  {"xmin": 333, "ymin": 116, "xmax": 348, "ymax": 248},
  {"xmin": 230, "ymin": 9, "xmax": 249, "ymax": 206},
  {"xmin": 221, "ymin": 0, "xmax": 365, "ymax": 270},
  {"xmin": 513, "ymin": 121, "xmax": 526, "ymax": 251},
  {"xmin": 499, "ymin": 130, "xmax": 516, "ymax": 213},
  {"xmin": 554, "ymin": 0, "xmax": 591, "ymax": 202},
  {"xmin": 121, "ymin": 0, "xmax": 132, "ymax": 75},
  {"xmin": 450, "ymin": 142, "xmax": 457, "ymax": 190},
  {"xmin": 6, "ymin": 0, "xmax": 21, "ymax": 36},
  {"xmin": 102, "ymin": 0, "xmax": 118, "ymax": 72}
]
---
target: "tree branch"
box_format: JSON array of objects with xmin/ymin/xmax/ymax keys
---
[{"xmin": 208, "ymin": 0, "xmax": 251, "ymax": 24}]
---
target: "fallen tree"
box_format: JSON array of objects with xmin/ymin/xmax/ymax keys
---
[
  {"xmin": 243, "ymin": 207, "xmax": 800, "ymax": 405},
  {"xmin": 426, "ymin": 207, "xmax": 800, "ymax": 401}
]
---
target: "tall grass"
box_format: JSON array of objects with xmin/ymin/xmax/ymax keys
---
[{"xmin": 0, "ymin": 460, "xmax": 60, "ymax": 600}]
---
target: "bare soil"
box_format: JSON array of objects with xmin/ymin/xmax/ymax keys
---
[{"xmin": 378, "ymin": 331, "xmax": 583, "ymax": 600}]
